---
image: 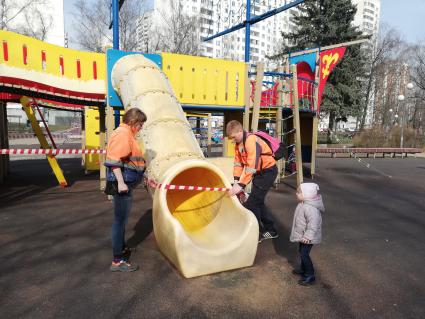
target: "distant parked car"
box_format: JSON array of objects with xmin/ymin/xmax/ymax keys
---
[{"xmin": 211, "ymin": 134, "xmax": 223, "ymax": 144}]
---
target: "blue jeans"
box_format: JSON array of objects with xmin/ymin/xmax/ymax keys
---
[
  {"xmin": 299, "ymin": 243, "xmax": 314, "ymax": 277},
  {"xmin": 112, "ymin": 190, "xmax": 133, "ymax": 261}
]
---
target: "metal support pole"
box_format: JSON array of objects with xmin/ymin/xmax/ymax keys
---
[
  {"xmin": 245, "ymin": 0, "xmax": 251, "ymax": 62},
  {"xmin": 291, "ymin": 64, "xmax": 303, "ymax": 186},
  {"xmin": 81, "ymin": 107, "xmax": 87, "ymax": 168},
  {"xmin": 207, "ymin": 113, "xmax": 212, "ymax": 156},
  {"xmin": 311, "ymin": 64, "xmax": 320, "ymax": 177},
  {"xmin": 251, "ymin": 62, "xmax": 264, "ymax": 132},
  {"xmin": 99, "ymin": 104, "xmax": 107, "ymax": 190},
  {"xmin": 275, "ymin": 66, "xmax": 284, "ymax": 183},
  {"xmin": 400, "ymin": 102, "xmax": 405, "ymax": 149},
  {"xmin": 112, "ymin": 0, "xmax": 119, "ymax": 50},
  {"xmin": 243, "ymin": 63, "xmax": 251, "ymax": 131},
  {"xmin": 0, "ymin": 102, "xmax": 9, "ymax": 184}
]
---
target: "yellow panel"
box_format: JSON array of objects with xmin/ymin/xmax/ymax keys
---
[
  {"xmin": 85, "ymin": 108, "xmax": 100, "ymax": 170},
  {"xmin": 162, "ymin": 53, "xmax": 246, "ymax": 106},
  {"xmin": 0, "ymin": 30, "xmax": 105, "ymax": 81},
  {"xmin": 84, "ymin": 108, "xmax": 125, "ymax": 171},
  {"xmin": 225, "ymin": 138, "xmax": 235, "ymax": 157}
]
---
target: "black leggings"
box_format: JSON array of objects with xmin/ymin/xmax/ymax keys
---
[{"xmin": 243, "ymin": 165, "xmax": 277, "ymax": 232}]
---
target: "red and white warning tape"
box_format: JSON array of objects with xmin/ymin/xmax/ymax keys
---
[
  {"xmin": 153, "ymin": 182, "xmax": 229, "ymax": 192},
  {"xmin": 1, "ymin": 148, "xmax": 232, "ymax": 192},
  {"xmin": 7, "ymin": 132, "xmax": 76, "ymax": 140},
  {"xmin": 0, "ymin": 148, "xmax": 106, "ymax": 155}
]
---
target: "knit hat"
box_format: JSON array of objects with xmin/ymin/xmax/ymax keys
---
[{"xmin": 300, "ymin": 182, "xmax": 320, "ymax": 200}]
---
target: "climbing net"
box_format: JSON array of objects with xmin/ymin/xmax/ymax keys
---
[{"xmin": 249, "ymin": 65, "xmax": 318, "ymax": 178}]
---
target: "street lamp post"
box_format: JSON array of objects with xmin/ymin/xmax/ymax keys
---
[
  {"xmin": 397, "ymin": 94, "xmax": 405, "ymax": 148},
  {"xmin": 398, "ymin": 82, "xmax": 414, "ymax": 149}
]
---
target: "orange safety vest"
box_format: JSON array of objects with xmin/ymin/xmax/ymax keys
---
[
  {"xmin": 233, "ymin": 131, "xmax": 276, "ymax": 186},
  {"xmin": 105, "ymin": 123, "xmax": 145, "ymax": 172}
]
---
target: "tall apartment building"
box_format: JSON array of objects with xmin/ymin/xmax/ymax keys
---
[
  {"xmin": 352, "ymin": 0, "xmax": 382, "ymax": 128},
  {"xmin": 352, "ymin": 0, "xmax": 381, "ymax": 42},
  {"xmin": 136, "ymin": 0, "xmax": 297, "ymax": 65}
]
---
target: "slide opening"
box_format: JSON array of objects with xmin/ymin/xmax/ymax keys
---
[{"xmin": 166, "ymin": 166, "xmax": 227, "ymax": 233}]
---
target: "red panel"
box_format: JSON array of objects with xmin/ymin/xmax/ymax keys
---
[
  {"xmin": 41, "ymin": 50, "xmax": 46, "ymax": 70},
  {"xmin": 0, "ymin": 92, "xmax": 20, "ymax": 100},
  {"xmin": 23, "ymin": 45, "xmax": 28, "ymax": 65},
  {"xmin": 76, "ymin": 60, "xmax": 81, "ymax": 78},
  {"xmin": 59, "ymin": 56, "xmax": 64, "ymax": 75},
  {"xmin": 0, "ymin": 76, "xmax": 105, "ymax": 101},
  {"xmin": 2, "ymin": 41, "xmax": 8, "ymax": 61},
  {"xmin": 93, "ymin": 61, "xmax": 97, "ymax": 80}
]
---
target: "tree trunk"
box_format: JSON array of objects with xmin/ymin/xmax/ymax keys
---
[
  {"xmin": 327, "ymin": 110, "xmax": 336, "ymax": 143},
  {"xmin": 360, "ymin": 72, "xmax": 373, "ymax": 130}
]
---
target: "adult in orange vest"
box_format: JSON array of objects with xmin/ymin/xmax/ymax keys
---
[
  {"xmin": 226, "ymin": 120, "xmax": 278, "ymax": 242},
  {"xmin": 105, "ymin": 108, "xmax": 147, "ymax": 272}
]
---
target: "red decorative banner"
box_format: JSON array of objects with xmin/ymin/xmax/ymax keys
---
[{"xmin": 318, "ymin": 47, "xmax": 346, "ymax": 109}]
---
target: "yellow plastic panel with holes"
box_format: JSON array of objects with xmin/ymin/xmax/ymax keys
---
[
  {"xmin": 85, "ymin": 108, "xmax": 101, "ymax": 170},
  {"xmin": 84, "ymin": 108, "xmax": 125, "ymax": 170},
  {"xmin": 162, "ymin": 53, "xmax": 245, "ymax": 106},
  {"xmin": 0, "ymin": 30, "xmax": 105, "ymax": 81}
]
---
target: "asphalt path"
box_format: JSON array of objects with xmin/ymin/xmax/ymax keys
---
[{"xmin": 0, "ymin": 157, "xmax": 424, "ymax": 318}]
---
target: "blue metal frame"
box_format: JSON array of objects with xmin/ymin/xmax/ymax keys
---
[
  {"xmin": 249, "ymin": 71, "xmax": 293, "ymax": 77},
  {"xmin": 111, "ymin": 0, "xmax": 119, "ymax": 49},
  {"xmin": 298, "ymin": 77, "xmax": 317, "ymax": 85},
  {"xmin": 203, "ymin": 0, "xmax": 305, "ymax": 63},
  {"xmin": 245, "ymin": 0, "xmax": 251, "ymax": 62},
  {"xmin": 107, "ymin": 49, "xmax": 162, "ymax": 109},
  {"xmin": 106, "ymin": 49, "xmax": 162, "ymax": 126}
]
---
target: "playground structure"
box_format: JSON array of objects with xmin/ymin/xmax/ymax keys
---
[
  {"xmin": 0, "ymin": 29, "xmax": 321, "ymax": 187},
  {"xmin": 0, "ymin": 30, "xmax": 323, "ymax": 277}
]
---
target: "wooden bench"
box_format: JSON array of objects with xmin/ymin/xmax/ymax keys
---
[{"xmin": 317, "ymin": 148, "xmax": 423, "ymax": 158}]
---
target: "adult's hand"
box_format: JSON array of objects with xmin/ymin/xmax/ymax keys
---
[
  {"xmin": 228, "ymin": 183, "xmax": 243, "ymax": 196},
  {"xmin": 118, "ymin": 181, "xmax": 129, "ymax": 193},
  {"xmin": 112, "ymin": 167, "xmax": 128, "ymax": 193}
]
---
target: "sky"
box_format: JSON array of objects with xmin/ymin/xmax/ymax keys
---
[
  {"xmin": 63, "ymin": 0, "xmax": 425, "ymax": 47},
  {"xmin": 380, "ymin": 0, "xmax": 425, "ymax": 43}
]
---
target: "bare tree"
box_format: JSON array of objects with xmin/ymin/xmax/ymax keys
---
[
  {"xmin": 412, "ymin": 45, "xmax": 425, "ymax": 92},
  {"xmin": 409, "ymin": 45, "xmax": 425, "ymax": 131},
  {"xmin": 0, "ymin": 0, "xmax": 53, "ymax": 40},
  {"xmin": 20, "ymin": 6, "xmax": 52, "ymax": 40},
  {"xmin": 118, "ymin": 0, "xmax": 141, "ymax": 51},
  {"xmin": 359, "ymin": 25, "xmax": 405, "ymax": 129},
  {"xmin": 72, "ymin": 0, "xmax": 143, "ymax": 52},
  {"xmin": 151, "ymin": 0, "xmax": 201, "ymax": 55}
]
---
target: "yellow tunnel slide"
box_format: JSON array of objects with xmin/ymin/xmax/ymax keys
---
[{"xmin": 111, "ymin": 54, "xmax": 258, "ymax": 278}]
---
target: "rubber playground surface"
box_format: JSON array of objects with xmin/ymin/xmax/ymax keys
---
[{"xmin": 1, "ymin": 157, "xmax": 425, "ymax": 319}]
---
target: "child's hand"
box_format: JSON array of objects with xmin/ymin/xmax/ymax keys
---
[
  {"xmin": 147, "ymin": 179, "xmax": 158, "ymax": 188},
  {"xmin": 300, "ymin": 237, "xmax": 311, "ymax": 244}
]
